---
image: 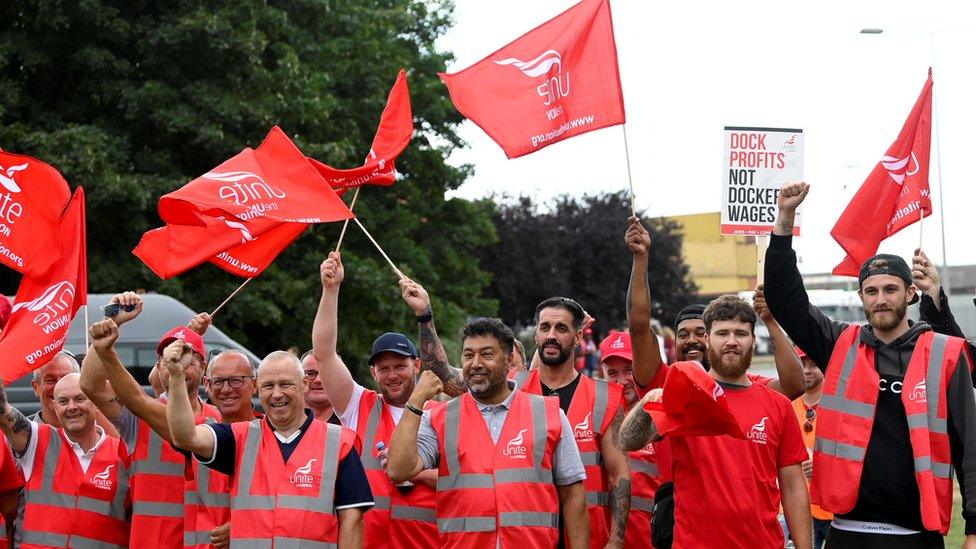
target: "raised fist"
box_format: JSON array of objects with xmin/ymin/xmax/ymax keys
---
[
  {"xmin": 413, "ymin": 371, "xmax": 443, "ymax": 402},
  {"xmin": 90, "ymin": 319, "xmax": 120, "ymax": 353},
  {"xmin": 777, "ymin": 181, "xmax": 809, "ymax": 211},
  {"xmin": 108, "ymin": 291, "xmax": 143, "ymax": 326},
  {"xmin": 188, "ymin": 312, "xmax": 212, "ymax": 336},
  {"xmin": 320, "ymin": 251, "xmax": 344, "ymax": 289},
  {"xmin": 162, "ymin": 339, "xmax": 193, "ymax": 378},
  {"xmin": 399, "ymin": 277, "xmax": 431, "ymax": 317},
  {"xmin": 625, "ymin": 216, "xmax": 651, "ymax": 256}
]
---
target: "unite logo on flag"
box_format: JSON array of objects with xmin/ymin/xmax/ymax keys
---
[
  {"xmin": 11, "ymin": 280, "xmax": 75, "ymax": 332},
  {"xmin": 880, "ymin": 152, "xmax": 920, "ymax": 185},
  {"xmin": 203, "ymin": 170, "xmax": 286, "ymax": 220},
  {"xmin": 494, "ymin": 49, "xmax": 570, "ymax": 117}
]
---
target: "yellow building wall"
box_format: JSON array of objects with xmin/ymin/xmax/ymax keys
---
[{"xmin": 667, "ymin": 212, "xmax": 759, "ymax": 296}]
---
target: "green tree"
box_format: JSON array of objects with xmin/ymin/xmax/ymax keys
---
[
  {"xmin": 478, "ymin": 191, "xmax": 698, "ymax": 337},
  {"xmin": 0, "ymin": 0, "xmax": 496, "ymax": 383}
]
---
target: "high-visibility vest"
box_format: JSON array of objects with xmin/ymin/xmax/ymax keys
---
[
  {"xmin": 626, "ymin": 437, "xmax": 670, "ymax": 548},
  {"xmin": 20, "ymin": 425, "xmax": 130, "ymax": 549},
  {"xmin": 228, "ymin": 418, "xmax": 357, "ymax": 547},
  {"xmin": 0, "ymin": 434, "xmax": 21, "ymax": 549},
  {"xmin": 129, "ymin": 400, "xmax": 220, "ymax": 549},
  {"xmin": 812, "ymin": 326, "xmax": 968, "ymax": 534},
  {"xmin": 430, "ymin": 390, "xmax": 562, "ymax": 548},
  {"xmin": 355, "ymin": 391, "xmax": 438, "ymax": 548},
  {"xmin": 516, "ymin": 369, "xmax": 623, "ymax": 548}
]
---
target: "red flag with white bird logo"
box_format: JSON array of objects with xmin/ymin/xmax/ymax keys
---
[
  {"xmin": 831, "ymin": 71, "xmax": 933, "ymax": 276},
  {"xmin": 439, "ymin": 0, "xmax": 625, "ymax": 158}
]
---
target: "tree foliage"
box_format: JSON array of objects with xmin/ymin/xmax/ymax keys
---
[
  {"xmin": 0, "ymin": 0, "xmax": 496, "ymax": 382},
  {"xmin": 477, "ymin": 191, "xmax": 698, "ymax": 338}
]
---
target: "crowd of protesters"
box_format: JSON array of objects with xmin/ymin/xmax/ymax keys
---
[{"xmin": 0, "ymin": 180, "xmax": 974, "ymax": 548}]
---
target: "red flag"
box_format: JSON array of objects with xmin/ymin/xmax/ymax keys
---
[
  {"xmin": 0, "ymin": 150, "xmax": 72, "ymax": 277},
  {"xmin": 440, "ymin": 0, "xmax": 625, "ymax": 158},
  {"xmin": 0, "ymin": 187, "xmax": 86, "ymax": 383},
  {"xmin": 831, "ymin": 71, "xmax": 933, "ymax": 276},
  {"xmin": 133, "ymin": 214, "xmax": 308, "ymax": 279},
  {"xmin": 643, "ymin": 362, "xmax": 745, "ymax": 439},
  {"xmin": 309, "ymin": 69, "xmax": 413, "ymax": 190},
  {"xmin": 159, "ymin": 126, "xmax": 353, "ymax": 226}
]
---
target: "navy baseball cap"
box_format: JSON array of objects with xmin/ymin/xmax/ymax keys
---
[{"xmin": 368, "ymin": 332, "xmax": 418, "ymax": 365}]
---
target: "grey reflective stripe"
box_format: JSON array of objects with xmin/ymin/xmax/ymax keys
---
[
  {"xmin": 529, "ymin": 393, "xmax": 548, "ymax": 480},
  {"xmin": 133, "ymin": 501, "xmax": 184, "ymax": 517},
  {"xmin": 69, "ymin": 536, "xmax": 126, "ymax": 549},
  {"xmin": 360, "ymin": 398, "xmax": 384, "ymax": 472},
  {"xmin": 514, "ymin": 370, "xmax": 530, "ymax": 389},
  {"xmin": 815, "ymin": 438, "xmax": 866, "ymax": 461},
  {"xmin": 231, "ymin": 539, "xmax": 338, "ymax": 549},
  {"xmin": 391, "ymin": 504, "xmax": 437, "ymax": 523},
  {"xmin": 499, "ymin": 511, "xmax": 559, "ymax": 528},
  {"xmin": 133, "ymin": 429, "xmax": 184, "ymax": 476},
  {"xmin": 436, "ymin": 473, "xmax": 494, "ymax": 491},
  {"xmin": 20, "ymin": 531, "xmax": 68, "ymax": 546},
  {"xmin": 580, "ymin": 451, "xmax": 602, "ymax": 467},
  {"xmin": 494, "ymin": 468, "xmax": 553, "ymax": 484},
  {"xmin": 437, "ymin": 516, "xmax": 496, "ymax": 533},
  {"xmin": 586, "ymin": 492, "xmax": 609, "ymax": 506},
  {"xmin": 235, "ymin": 420, "xmax": 263, "ymax": 500},
  {"xmin": 186, "ymin": 530, "xmax": 213, "ymax": 546},
  {"xmin": 24, "ymin": 490, "xmax": 74, "ymax": 508},
  {"xmin": 632, "ymin": 496, "xmax": 655, "ymax": 512},
  {"xmin": 373, "ymin": 496, "xmax": 391, "ymax": 510},
  {"xmin": 629, "ymin": 458, "xmax": 659, "ymax": 477},
  {"xmin": 592, "ymin": 380, "xmax": 609, "ymax": 435},
  {"xmin": 915, "ymin": 456, "xmax": 953, "ymax": 479},
  {"xmin": 925, "ymin": 335, "xmax": 948, "ymax": 434},
  {"xmin": 819, "ymin": 338, "xmax": 876, "ymax": 420},
  {"xmin": 194, "ymin": 462, "xmax": 231, "ymax": 508},
  {"xmin": 232, "ymin": 495, "xmax": 275, "ymax": 510},
  {"xmin": 440, "ymin": 397, "xmax": 463, "ymax": 490},
  {"xmin": 318, "ymin": 424, "xmax": 341, "ymax": 508}
]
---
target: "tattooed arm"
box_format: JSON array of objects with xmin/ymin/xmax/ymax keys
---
[
  {"xmin": 400, "ymin": 277, "xmax": 466, "ymax": 397},
  {"xmin": 603, "ymin": 407, "xmax": 631, "ymax": 548},
  {"xmin": 619, "ymin": 389, "xmax": 662, "ymax": 451},
  {"xmin": 0, "ymin": 381, "xmax": 33, "ymax": 454}
]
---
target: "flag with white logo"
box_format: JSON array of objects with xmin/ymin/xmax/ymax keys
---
[
  {"xmin": 308, "ymin": 69, "xmax": 414, "ymax": 190},
  {"xmin": 0, "ymin": 150, "xmax": 72, "ymax": 278},
  {"xmin": 0, "ymin": 187, "xmax": 87, "ymax": 382},
  {"xmin": 158, "ymin": 126, "xmax": 353, "ymax": 226},
  {"xmin": 440, "ymin": 0, "xmax": 625, "ymax": 158},
  {"xmin": 831, "ymin": 70, "xmax": 933, "ymax": 276},
  {"xmin": 133, "ymin": 212, "xmax": 308, "ymax": 279}
]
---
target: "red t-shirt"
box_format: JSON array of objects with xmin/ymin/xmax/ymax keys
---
[
  {"xmin": 669, "ymin": 380, "xmax": 808, "ymax": 549},
  {"xmin": 0, "ymin": 435, "xmax": 23, "ymax": 492}
]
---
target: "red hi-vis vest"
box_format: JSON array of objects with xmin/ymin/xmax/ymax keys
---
[
  {"xmin": 812, "ymin": 326, "xmax": 968, "ymax": 534},
  {"xmin": 184, "ymin": 448, "xmax": 231, "ymax": 548},
  {"xmin": 229, "ymin": 418, "xmax": 357, "ymax": 546},
  {"xmin": 626, "ymin": 438, "xmax": 670, "ymax": 548},
  {"xmin": 430, "ymin": 390, "xmax": 563, "ymax": 548},
  {"xmin": 129, "ymin": 400, "xmax": 220, "ymax": 549},
  {"xmin": 516, "ymin": 369, "xmax": 623, "ymax": 548},
  {"xmin": 355, "ymin": 391, "xmax": 438, "ymax": 549},
  {"xmin": 20, "ymin": 425, "xmax": 130, "ymax": 548}
]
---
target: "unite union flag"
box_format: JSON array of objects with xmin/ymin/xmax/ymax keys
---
[
  {"xmin": 831, "ymin": 70, "xmax": 933, "ymax": 276},
  {"xmin": 440, "ymin": 0, "xmax": 625, "ymax": 158}
]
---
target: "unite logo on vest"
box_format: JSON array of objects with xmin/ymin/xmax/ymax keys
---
[
  {"xmin": 574, "ymin": 412, "xmax": 594, "ymax": 442},
  {"xmin": 502, "ymin": 428, "xmax": 529, "ymax": 459},
  {"xmin": 290, "ymin": 458, "xmax": 317, "ymax": 489},
  {"xmin": 747, "ymin": 416, "xmax": 769, "ymax": 445},
  {"xmin": 90, "ymin": 464, "xmax": 114, "ymax": 490},
  {"xmin": 909, "ymin": 380, "xmax": 927, "ymax": 404}
]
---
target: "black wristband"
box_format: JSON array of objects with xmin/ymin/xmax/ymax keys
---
[
  {"xmin": 416, "ymin": 310, "xmax": 433, "ymax": 324},
  {"xmin": 405, "ymin": 402, "xmax": 424, "ymax": 416}
]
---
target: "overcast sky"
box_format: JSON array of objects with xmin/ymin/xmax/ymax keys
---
[{"xmin": 438, "ymin": 0, "xmax": 976, "ymax": 275}]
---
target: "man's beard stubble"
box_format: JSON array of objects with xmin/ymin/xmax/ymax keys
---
[
  {"xmin": 865, "ymin": 299, "xmax": 908, "ymax": 332},
  {"xmin": 707, "ymin": 345, "xmax": 753, "ymax": 379}
]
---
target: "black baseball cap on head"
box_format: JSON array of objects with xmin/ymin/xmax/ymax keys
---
[
  {"xmin": 858, "ymin": 253, "xmax": 919, "ymax": 305},
  {"xmin": 674, "ymin": 304, "xmax": 706, "ymax": 331},
  {"xmin": 368, "ymin": 332, "xmax": 418, "ymax": 365}
]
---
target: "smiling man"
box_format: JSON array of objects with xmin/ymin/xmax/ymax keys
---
[
  {"xmin": 765, "ymin": 182, "xmax": 976, "ymax": 549},
  {"xmin": 311, "ymin": 251, "xmax": 438, "ymax": 548},
  {"xmin": 167, "ymin": 347, "xmax": 372, "ymax": 548},
  {"xmin": 0, "ymin": 374, "xmax": 131, "ymax": 548}
]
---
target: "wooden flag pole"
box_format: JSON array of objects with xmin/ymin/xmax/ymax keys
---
[
  {"xmin": 353, "ymin": 217, "xmax": 406, "ymax": 280},
  {"xmin": 335, "ymin": 187, "xmax": 362, "ymax": 252},
  {"xmin": 211, "ymin": 277, "xmax": 254, "ymax": 317},
  {"xmin": 918, "ymin": 208, "xmax": 924, "ymax": 252},
  {"xmin": 621, "ymin": 124, "xmax": 638, "ymax": 218},
  {"xmin": 756, "ymin": 235, "xmax": 769, "ymax": 286},
  {"xmin": 84, "ymin": 305, "xmax": 90, "ymax": 349}
]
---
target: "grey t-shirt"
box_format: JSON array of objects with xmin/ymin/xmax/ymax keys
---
[{"xmin": 416, "ymin": 383, "xmax": 586, "ymax": 486}]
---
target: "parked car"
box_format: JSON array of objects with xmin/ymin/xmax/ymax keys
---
[{"xmin": 6, "ymin": 293, "xmax": 259, "ymax": 416}]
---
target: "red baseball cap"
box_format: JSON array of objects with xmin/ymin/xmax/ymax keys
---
[
  {"xmin": 156, "ymin": 327, "xmax": 206, "ymax": 359},
  {"xmin": 599, "ymin": 331, "xmax": 632, "ymax": 363}
]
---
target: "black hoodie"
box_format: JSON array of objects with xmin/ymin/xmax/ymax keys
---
[{"xmin": 764, "ymin": 233, "xmax": 976, "ymax": 534}]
